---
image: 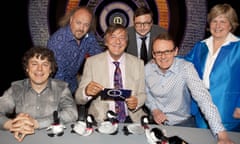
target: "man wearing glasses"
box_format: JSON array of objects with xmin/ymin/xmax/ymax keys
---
[
  {"xmin": 126, "ymin": 7, "xmax": 166, "ymax": 64},
  {"xmin": 144, "ymin": 33, "xmax": 234, "ymax": 144}
]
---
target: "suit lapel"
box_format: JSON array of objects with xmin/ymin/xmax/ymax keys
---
[
  {"xmin": 130, "ymin": 28, "xmax": 138, "ymax": 56},
  {"xmin": 124, "ymin": 55, "xmax": 132, "ymax": 89},
  {"xmin": 98, "ymin": 52, "xmax": 111, "ymax": 87}
]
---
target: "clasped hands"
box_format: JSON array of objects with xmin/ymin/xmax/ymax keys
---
[
  {"xmin": 85, "ymin": 81, "xmax": 138, "ymax": 110},
  {"xmin": 4, "ymin": 113, "xmax": 38, "ymax": 142}
]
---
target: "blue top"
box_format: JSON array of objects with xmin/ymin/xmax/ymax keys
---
[
  {"xmin": 185, "ymin": 36, "xmax": 240, "ymax": 132},
  {"xmin": 47, "ymin": 25, "xmax": 103, "ymax": 93},
  {"xmin": 144, "ymin": 58, "xmax": 225, "ymax": 135}
]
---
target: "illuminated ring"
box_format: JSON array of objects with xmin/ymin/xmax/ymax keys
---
[
  {"xmin": 107, "ymin": 89, "xmax": 122, "ymax": 97},
  {"xmin": 95, "ymin": 2, "xmax": 134, "ymax": 39}
]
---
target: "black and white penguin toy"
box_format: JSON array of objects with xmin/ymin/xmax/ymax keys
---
[
  {"xmin": 71, "ymin": 114, "xmax": 97, "ymax": 136},
  {"xmin": 141, "ymin": 115, "xmax": 168, "ymax": 144},
  {"xmin": 148, "ymin": 127, "xmax": 169, "ymax": 144},
  {"xmin": 122, "ymin": 115, "xmax": 149, "ymax": 135},
  {"xmin": 46, "ymin": 111, "xmax": 66, "ymax": 137},
  {"xmin": 96, "ymin": 110, "xmax": 119, "ymax": 135}
]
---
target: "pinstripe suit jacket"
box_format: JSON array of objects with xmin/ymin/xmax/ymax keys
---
[{"xmin": 126, "ymin": 24, "xmax": 166, "ymax": 62}]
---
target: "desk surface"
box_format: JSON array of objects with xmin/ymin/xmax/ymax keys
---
[{"xmin": 0, "ymin": 124, "xmax": 239, "ymax": 144}]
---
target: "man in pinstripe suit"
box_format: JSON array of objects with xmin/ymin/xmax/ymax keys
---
[{"xmin": 126, "ymin": 7, "xmax": 166, "ymax": 64}]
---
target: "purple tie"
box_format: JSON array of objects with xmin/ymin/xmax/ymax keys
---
[{"xmin": 113, "ymin": 61, "xmax": 126, "ymax": 122}]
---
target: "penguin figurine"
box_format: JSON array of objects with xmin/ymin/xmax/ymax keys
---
[
  {"xmin": 141, "ymin": 115, "xmax": 151, "ymax": 130},
  {"xmin": 141, "ymin": 115, "xmax": 168, "ymax": 144},
  {"xmin": 96, "ymin": 110, "xmax": 119, "ymax": 135},
  {"xmin": 148, "ymin": 127, "xmax": 169, "ymax": 144},
  {"xmin": 71, "ymin": 114, "xmax": 97, "ymax": 136},
  {"xmin": 122, "ymin": 115, "xmax": 148, "ymax": 135},
  {"xmin": 46, "ymin": 111, "xmax": 66, "ymax": 137}
]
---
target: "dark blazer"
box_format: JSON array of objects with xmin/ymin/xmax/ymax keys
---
[{"xmin": 126, "ymin": 25, "xmax": 167, "ymax": 61}]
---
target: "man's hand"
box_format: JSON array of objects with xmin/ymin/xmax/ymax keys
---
[
  {"xmin": 217, "ymin": 131, "xmax": 235, "ymax": 144},
  {"xmin": 152, "ymin": 109, "xmax": 167, "ymax": 125},
  {"xmin": 85, "ymin": 81, "xmax": 104, "ymax": 96},
  {"xmin": 125, "ymin": 96, "xmax": 138, "ymax": 110},
  {"xmin": 4, "ymin": 113, "xmax": 37, "ymax": 142}
]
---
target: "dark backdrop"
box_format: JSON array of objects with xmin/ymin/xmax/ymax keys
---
[
  {"xmin": 1, "ymin": 0, "xmax": 32, "ymax": 95},
  {"xmin": 0, "ymin": 0, "xmax": 239, "ymax": 95}
]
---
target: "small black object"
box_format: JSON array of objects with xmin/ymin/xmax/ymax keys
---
[
  {"xmin": 101, "ymin": 88, "xmax": 131, "ymax": 101},
  {"xmin": 53, "ymin": 110, "xmax": 59, "ymax": 124},
  {"xmin": 122, "ymin": 126, "xmax": 131, "ymax": 135},
  {"xmin": 168, "ymin": 136, "xmax": 189, "ymax": 144}
]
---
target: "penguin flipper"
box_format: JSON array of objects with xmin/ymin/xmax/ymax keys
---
[
  {"xmin": 57, "ymin": 132, "xmax": 64, "ymax": 136},
  {"xmin": 47, "ymin": 133, "xmax": 55, "ymax": 137}
]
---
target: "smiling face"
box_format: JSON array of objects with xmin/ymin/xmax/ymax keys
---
[
  {"xmin": 26, "ymin": 55, "xmax": 52, "ymax": 88},
  {"xmin": 70, "ymin": 8, "xmax": 92, "ymax": 40},
  {"xmin": 152, "ymin": 39, "xmax": 178, "ymax": 73},
  {"xmin": 134, "ymin": 14, "xmax": 153, "ymax": 36},
  {"xmin": 209, "ymin": 14, "xmax": 232, "ymax": 41},
  {"xmin": 104, "ymin": 25, "xmax": 128, "ymax": 60}
]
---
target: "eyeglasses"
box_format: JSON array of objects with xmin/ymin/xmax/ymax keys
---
[
  {"xmin": 134, "ymin": 21, "xmax": 152, "ymax": 27},
  {"xmin": 153, "ymin": 49, "xmax": 175, "ymax": 56}
]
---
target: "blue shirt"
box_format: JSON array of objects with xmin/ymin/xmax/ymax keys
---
[
  {"xmin": 47, "ymin": 25, "xmax": 103, "ymax": 93},
  {"xmin": 185, "ymin": 34, "xmax": 240, "ymax": 132},
  {"xmin": 145, "ymin": 58, "xmax": 225, "ymax": 135}
]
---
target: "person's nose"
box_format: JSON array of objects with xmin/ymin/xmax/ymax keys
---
[
  {"xmin": 159, "ymin": 53, "xmax": 167, "ymax": 59},
  {"xmin": 115, "ymin": 37, "xmax": 121, "ymax": 44},
  {"xmin": 37, "ymin": 65, "xmax": 43, "ymax": 71},
  {"xmin": 215, "ymin": 21, "xmax": 221, "ymax": 28}
]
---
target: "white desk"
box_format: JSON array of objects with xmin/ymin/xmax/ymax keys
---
[{"xmin": 0, "ymin": 124, "xmax": 239, "ymax": 144}]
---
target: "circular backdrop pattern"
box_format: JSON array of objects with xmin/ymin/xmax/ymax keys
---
[
  {"xmin": 72, "ymin": 0, "xmax": 161, "ymax": 40},
  {"xmin": 95, "ymin": 1, "xmax": 134, "ymax": 39},
  {"xmin": 28, "ymin": 0, "xmax": 206, "ymax": 55}
]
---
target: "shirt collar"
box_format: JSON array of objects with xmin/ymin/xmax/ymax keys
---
[
  {"xmin": 106, "ymin": 51, "xmax": 125, "ymax": 64},
  {"xmin": 25, "ymin": 78, "xmax": 51, "ymax": 93},
  {"xmin": 151, "ymin": 59, "xmax": 177, "ymax": 75},
  {"xmin": 136, "ymin": 32, "xmax": 150, "ymax": 39},
  {"xmin": 204, "ymin": 32, "xmax": 239, "ymax": 47}
]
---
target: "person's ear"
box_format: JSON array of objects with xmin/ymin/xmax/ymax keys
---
[{"xmin": 174, "ymin": 47, "xmax": 179, "ymax": 56}]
